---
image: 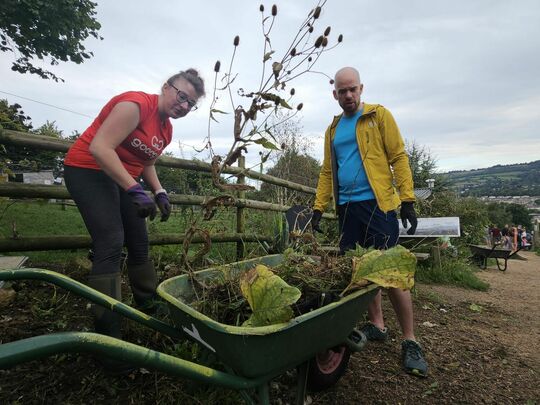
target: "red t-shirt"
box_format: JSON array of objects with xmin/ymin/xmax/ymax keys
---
[{"xmin": 64, "ymin": 91, "xmax": 172, "ymax": 178}]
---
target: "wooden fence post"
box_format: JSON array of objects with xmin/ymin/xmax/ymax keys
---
[{"xmin": 236, "ymin": 156, "xmax": 246, "ymax": 260}]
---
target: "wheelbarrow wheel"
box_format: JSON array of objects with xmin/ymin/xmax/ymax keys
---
[{"xmin": 305, "ymin": 345, "xmax": 351, "ymax": 392}]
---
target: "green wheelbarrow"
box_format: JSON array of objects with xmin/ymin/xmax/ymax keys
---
[{"xmin": 0, "ymin": 254, "xmax": 378, "ymax": 404}]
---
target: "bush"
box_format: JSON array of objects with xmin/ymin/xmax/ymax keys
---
[{"xmin": 417, "ymin": 191, "xmax": 490, "ymax": 246}]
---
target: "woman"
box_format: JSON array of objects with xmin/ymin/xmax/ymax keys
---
[{"xmin": 64, "ymin": 69, "xmax": 205, "ymax": 340}]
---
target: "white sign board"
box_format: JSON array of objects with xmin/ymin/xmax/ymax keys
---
[{"xmin": 399, "ymin": 217, "xmax": 460, "ymax": 238}]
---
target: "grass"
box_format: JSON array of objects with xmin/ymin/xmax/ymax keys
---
[
  {"xmin": 2, "ymin": 200, "xmax": 495, "ymax": 295},
  {"xmin": 0, "ymin": 199, "xmax": 275, "ymax": 267},
  {"xmin": 415, "ymin": 258, "xmax": 489, "ymax": 291}
]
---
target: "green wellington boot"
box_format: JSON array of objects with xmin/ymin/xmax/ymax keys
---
[
  {"xmin": 127, "ymin": 261, "xmax": 168, "ymax": 316},
  {"xmin": 87, "ymin": 272, "xmax": 122, "ymax": 338},
  {"xmin": 87, "ymin": 272, "xmax": 134, "ymax": 374}
]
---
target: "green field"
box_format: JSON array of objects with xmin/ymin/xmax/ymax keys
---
[{"xmin": 0, "ymin": 199, "xmax": 276, "ymax": 266}]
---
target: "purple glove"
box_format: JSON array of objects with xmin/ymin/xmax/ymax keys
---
[
  {"xmin": 155, "ymin": 192, "xmax": 171, "ymax": 222},
  {"xmin": 126, "ymin": 184, "xmax": 156, "ymax": 220}
]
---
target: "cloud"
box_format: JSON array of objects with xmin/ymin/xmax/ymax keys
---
[{"xmin": 1, "ymin": 0, "xmax": 538, "ymax": 175}]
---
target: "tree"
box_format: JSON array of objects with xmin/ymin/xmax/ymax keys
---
[
  {"xmin": 155, "ymin": 154, "xmax": 215, "ymax": 196},
  {"xmin": 486, "ymin": 202, "xmax": 512, "ymax": 228},
  {"xmin": 259, "ymin": 150, "xmax": 321, "ymax": 205},
  {"xmin": 0, "ymin": 0, "xmax": 102, "ymax": 82},
  {"xmin": 506, "ymin": 203, "xmax": 532, "ymax": 228},
  {"xmin": 405, "ymin": 140, "xmax": 439, "ymax": 189},
  {"xmin": 0, "ymin": 99, "xmax": 32, "ymax": 131},
  {"xmin": 0, "ymin": 99, "xmax": 63, "ymax": 175},
  {"xmin": 252, "ymin": 113, "xmax": 320, "ymax": 205}
]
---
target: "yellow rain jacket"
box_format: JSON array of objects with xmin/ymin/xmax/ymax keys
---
[{"xmin": 313, "ymin": 103, "xmax": 415, "ymax": 214}]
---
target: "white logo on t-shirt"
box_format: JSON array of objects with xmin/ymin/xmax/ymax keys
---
[
  {"xmin": 151, "ymin": 136, "xmax": 164, "ymax": 150},
  {"xmin": 130, "ymin": 137, "xmax": 158, "ymax": 159}
]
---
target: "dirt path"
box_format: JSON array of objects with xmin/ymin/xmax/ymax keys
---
[
  {"xmin": 426, "ymin": 250, "xmax": 540, "ymax": 367},
  {"xmin": 1, "ymin": 253, "xmax": 539, "ymax": 404},
  {"xmin": 311, "ymin": 250, "xmax": 540, "ymax": 404}
]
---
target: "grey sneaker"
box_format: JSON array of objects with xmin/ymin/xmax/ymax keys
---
[
  {"xmin": 402, "ymin": 339, "xmax": 428, "ymax": 377},
  {"xmin": 360, "ymin": 323, "xmax": 389, "ymax": 342}
]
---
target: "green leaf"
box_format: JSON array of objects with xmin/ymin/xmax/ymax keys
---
[
  {"xmin": 263, "ymin": 51, "xmax": 275, "ymax": 62},
  {"xmin": 240, "ymin": 264, "xmax": 301, "ymax": 327},
  {"xmin": 278, "ymin": 98, "xmax": 292, "ymax": 109},
  {"xmin": 469, "ymin": 303, "xmax": 483, "ymax": 312},
  {"xmin": 253, "ymin": 137, "xmax": 279, "ymax": 150},
  {"xmin": 211, "ymin": 108, "xmax": 228, "ymax": 114},
  {"xmin": 258, "ymin": 92, "xmax": 292, "ymax": 110},
  {"xmin": 343, "ymin": 245, "xmax": 417, "ymax": 294}
]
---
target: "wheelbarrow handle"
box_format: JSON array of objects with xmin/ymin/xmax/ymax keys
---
[
  {"xmin": 0, "ymin": 332, "xmax": 268, "ymax": 391},
  {"xmin": 0, "ymin": 268, "xmax": 183, "ymax": 339}
]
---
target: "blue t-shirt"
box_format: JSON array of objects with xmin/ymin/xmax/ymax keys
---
[{"xmin": 333, "ymin": 110, "xmax": 375, "ymax": 204}]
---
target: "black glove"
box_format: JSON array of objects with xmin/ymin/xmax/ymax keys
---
[
  {"xmin": 400, "ymin": 201, "xmax": 418, "ymax": 235},
  {"xmin": 155, "ymin": 192, "xmax": 171, "ymax": 222},
  {"xmin": 311, "ymin": 209, "xmax": 323, "ymax": 233},
  {"xmin": 127, "ymin": 184, "xmax": 157, "ymax": 220}
]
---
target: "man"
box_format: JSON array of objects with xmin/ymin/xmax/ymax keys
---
[{"xmin": 311, "ymin": 67, "xmax": 428, "ymax": 377}]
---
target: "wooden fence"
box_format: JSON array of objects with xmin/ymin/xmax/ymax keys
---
[{"xmin": 0, "ymin": 129, "xmax": 333, "ymax": 259}]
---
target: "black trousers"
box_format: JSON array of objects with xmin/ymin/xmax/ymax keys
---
[
  {"xmin": 338, "ymin": 199, "xmax": 399, "ymax": 253},
  {"xmin": 64, "ymin": 166, "xmax": 149, "ymax": 275}
]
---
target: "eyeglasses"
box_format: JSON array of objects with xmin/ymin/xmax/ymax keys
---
[{"xmin": 168, "ymin": 82, "xmax": 198, "ymax": 110}]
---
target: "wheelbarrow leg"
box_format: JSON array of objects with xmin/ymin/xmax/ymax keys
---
[
  {"xmin": 296, "ymin": 361, "xmax": 309, "ymax": 405},
  {"xmin": 256, "ymin": 382, "xmax": 271, "ymax": 405},
  {"xmin": 481, "ymin": 256, "xmax": 487, "ymax": 269}
]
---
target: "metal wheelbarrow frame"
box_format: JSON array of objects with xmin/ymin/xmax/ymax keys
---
[{"xmin": 0, "ymin": 254, "xmax": 378, "ymax": 404}]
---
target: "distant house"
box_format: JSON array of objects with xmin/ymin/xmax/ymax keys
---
[
  {"xmin": 13, "ymin": 170, "xmax": 55, "ymax": 185},
  {"xmin": 414, "ymin": 188, "xmax": 432, "ymax": 200}
]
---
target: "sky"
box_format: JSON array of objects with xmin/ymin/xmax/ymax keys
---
[{"xmin": 1, "ymin": 0, "xmax": 539, "ymax": 175}]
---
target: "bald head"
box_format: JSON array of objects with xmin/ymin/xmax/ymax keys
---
[
  {"xmin": 334, "ymin": 67, "xmax": 361, "ymax": 89},
  {"xmin": 333, "ymin": 67, "xmax": 363, "ymax": 116}
]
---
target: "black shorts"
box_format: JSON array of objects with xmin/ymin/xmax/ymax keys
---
[{"xmin": 338, "ymin": 199, "xmax": 399, "ymax": 253}]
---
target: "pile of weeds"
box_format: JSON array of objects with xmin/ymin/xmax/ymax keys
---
[{"xmin": 188, "ymin": 250, "xmax": 355, "ymax": 326}]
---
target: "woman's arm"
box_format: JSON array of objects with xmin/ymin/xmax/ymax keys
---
[
  {"xmin": 141, "ymin": 162, "xmax": 164, "ymax": 194},
  {"xmin": 89, "ymin": 101, "xmax": 140, "ymax": 190}
]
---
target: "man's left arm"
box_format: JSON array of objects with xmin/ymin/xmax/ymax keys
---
[
  {"xmin": 379, "ymin": 107, "xmax": 417, "ymax": 234},
  {"xmin": 378, "ymin": 107, "xmax": 415, "ymax": 202}
]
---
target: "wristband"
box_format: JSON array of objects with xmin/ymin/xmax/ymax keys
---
[{"xmin": 154, "ymin": 188, "xmax": 167, "ymax": 195}]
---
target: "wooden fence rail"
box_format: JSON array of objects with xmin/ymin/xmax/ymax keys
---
[
  {"xmin": 0, "ymin": 129, "xmax": 333, "ymax": 256},
  {"xmin": 0, "ymin": 130, "xmax": 317, "ymax": 194}
]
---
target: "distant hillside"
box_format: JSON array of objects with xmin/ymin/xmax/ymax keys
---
[{"xmin": 443, "ymin": 160, "xmax": 540, "ymax": 196}]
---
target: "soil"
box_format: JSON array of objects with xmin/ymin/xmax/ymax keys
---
[{"xmin": 0, "ymin": 252, "xmax": 538, "ymax": 404}]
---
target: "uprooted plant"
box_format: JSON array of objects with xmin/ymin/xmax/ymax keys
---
[
  {"xmin": 205, "ymin": 0, "xmax": 343, "ymax": 192},
  {"xmin": 187, "ymin": 245, "xmax": 417, "ymax": 327}
]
